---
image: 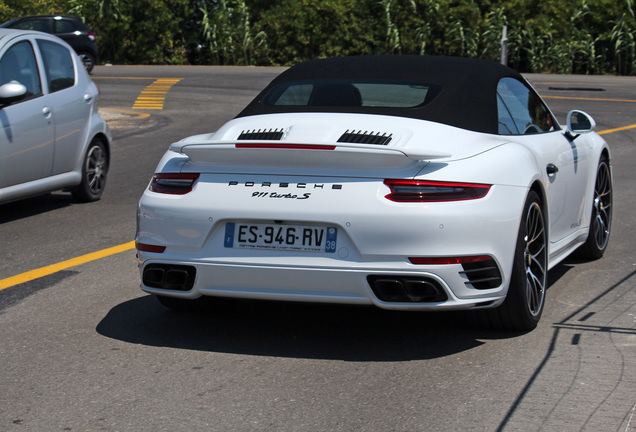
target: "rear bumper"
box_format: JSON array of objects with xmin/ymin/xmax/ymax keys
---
[
  {"xmin": 136, "ymin": 175, "xmax": 528, "ymax": 311},
  {"xmin": 138, "ymin": 258, "xmax": 507, "ymax": 311}
]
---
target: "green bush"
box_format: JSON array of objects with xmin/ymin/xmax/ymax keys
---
[{"xmin": 3, "ymin": 0, "xmax": 635, "ymax": 75}]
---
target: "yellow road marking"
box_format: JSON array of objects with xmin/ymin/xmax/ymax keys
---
[
  {"xmin": 533, "ymin": 81, "xmax": 636, "ymax": 87},
  {"xmin": 0, "ymin": 241, "xmax": 136, "ymax": 291},
  {"xmin": 92, "ymin": 76, "xmax": 182, "ymax": 80},
  {"xmin": 542, "ymin": 95, "xmax": 636, "ymax": 103},
  {"xmin": 598, "ymin": 124, "xmax": 636, "ymax": 135},
  {"xmin": 91, "ymin": 76, "xmax": 183, "ymax": 111},
  {"xmin": 132, "ymin": 78, "xmax": 182, "ymax": 110}
]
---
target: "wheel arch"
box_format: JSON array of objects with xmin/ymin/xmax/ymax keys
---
[
  {"xmin": 529, "ymin": 180, "xmax": 547, "ymax": 217},
  {"xmin": 528, "ymin": 179, "xmax": 550, "ymax": 253},
  {"xmin": 92, "ymin": 132, "xmax": 111, "ymax": 163},
  {"xmin": 600, "ymin": 147, "xmax": 611, "ymax": 165}
]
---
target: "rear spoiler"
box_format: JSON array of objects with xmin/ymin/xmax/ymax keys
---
[
  {"xmin": 168, "ymin": 140, "xmax": 452, "ymax": 177},
  {"xmin": 171, "ymin": 140, "xmax": 451, "ymax": 161}
]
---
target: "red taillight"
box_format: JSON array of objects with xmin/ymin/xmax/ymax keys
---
[
  {"xmin": 409, "ymin": 255, "xmax": 493, "ymax": 265},
  {"xmin": 235, "ymin": 144, "xmax": 335, "ymax": 150},
  {"xmin": 88, "ymin": 32, "xmax": 96, "ymax": 41},
  {"xmin": 384, "ymin": 179, "xmax": 491, "ymax": 202},
  {"xmin": 149, "ymin": 173, "xmax": 200, "ymax": 195},
  {"xmin": 136, "ymin": 242, "xmax": 166, "ymax": 253}
]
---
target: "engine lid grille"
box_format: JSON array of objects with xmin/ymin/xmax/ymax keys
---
[
  {"xmin": 338, "ymin": 130, "xmax": 392, "ymax": 145},
  {"xmin": 238, "ymin": 129, "xmax": 284, "ymax": 140}
]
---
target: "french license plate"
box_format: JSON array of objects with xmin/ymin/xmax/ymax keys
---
[{"xmin": 224, "ymin": 222, "xmax": 337, "ymax": 253}]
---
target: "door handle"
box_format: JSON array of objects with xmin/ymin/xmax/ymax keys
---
[
  {"xmin": 42, "ymin": 106, "xmax": 51, "ymax": 118},
  {"xmin": 84, "ymin": 93, "xmax": 93, "ymax": 104},
  {"xmin": 546, "ymin": 163, "xmax": 559, "ymax": 175}
]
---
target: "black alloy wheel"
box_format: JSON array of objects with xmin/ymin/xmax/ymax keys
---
[
  {"xmin": 78, "ymin": 52, "xmax": 95, "ymax": 73},
  {"xmin": 479, "ymin": 191, "xmax": 547, "ymax": 331},
  {"xmin": 576, "ymin": 155, "xmax": 612, "ymax": 259}
]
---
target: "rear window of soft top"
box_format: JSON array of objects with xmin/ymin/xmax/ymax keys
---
[{"xmin": 263, "ymin": 80, "xmax": 442, "ymax": 108}]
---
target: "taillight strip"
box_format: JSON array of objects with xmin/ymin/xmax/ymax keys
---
[
  {"xmin": 409, "ymin": 256, "xmax": 493, "ymax": 265},
  {"xmin": 384, "ymin": 179, "xmax": 491, "ymax": 202},
  {"xmin": 235, "ymin": 144, "xmax": 335, "ymax": 150},
  {"xmin": 136, "ymin": 242, "xmax": 166, "ymax": 253},
  {"xmin": 149, "ymin": 173, "xmax": 200, "ymax": 195}
]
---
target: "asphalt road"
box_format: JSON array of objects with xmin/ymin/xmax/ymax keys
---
[{"xmin": 0, "ymin": 66, "xmax": 635, "ymax": 431}]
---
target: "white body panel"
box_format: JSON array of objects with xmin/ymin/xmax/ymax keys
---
[{"xmin": 137, "ymin": 110, "xmax": 609, "ymax": 311}]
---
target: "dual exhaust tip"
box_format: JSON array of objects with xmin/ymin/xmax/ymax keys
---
[
  {"xmin": 143, "ymin": 264, "xmax": 196, "ymax": 291},
  {"xmin": 368, "ymin": 276, "xmax": 448, "ymax": 303}
]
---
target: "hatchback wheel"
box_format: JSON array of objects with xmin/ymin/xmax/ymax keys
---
[{"xmin": 72, "ymin": 139, "xmax": 108, "ymax": 202}]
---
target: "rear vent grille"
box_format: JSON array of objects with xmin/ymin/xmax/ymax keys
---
[
  {"xmin": 338, "ymin": 130, "xmax": 392, "ymax": 145},
  {"xmin": 238, "ymin": 129, "xmax": 284, "ymax": 140},
  {"xmin": 460, "ymin": 259, "xmax": 502, "ymax": 290}
]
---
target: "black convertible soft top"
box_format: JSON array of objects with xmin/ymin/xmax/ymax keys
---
[{"xmin": 237, "ymin": 55, "xmax": 525, "ymax": 134}]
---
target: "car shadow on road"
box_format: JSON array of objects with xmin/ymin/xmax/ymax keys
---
[
  {"xmin": 0, "ymin": 193, "xmax": 75, "ymax": 224},
  {"xmin": 96, "ymin": 295, "xmax": 525, "ymax": 362}
]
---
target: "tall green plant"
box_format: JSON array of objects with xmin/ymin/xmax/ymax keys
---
[
  {"xmin": 380, "ymin": 0, "xmax": 411, "ymax": 54},
  {"xmin": 413, "ymin": 2, "xmax": 440, "ymax": 55},
  {"xmin": 480, "ymin": 8, "xmax": 508, "ymax": 61},
  {"xmin": 69, "ymin": 0, "xmax": 190, "ymax": 65},
  {"xmin": 0, "ymin": 0, "xmax": 67, "ymax": 22},
  {"xmin": 253, "ymin": 0, "xmax": 380, "ymax": 65},
  {"xmin": 7, "ymin": 0, "xmax": 634, "ymax": 74},
  {"xmin": 609, "ymin": 13, "xmax": 635, "ymax": 75},
  {"xmin": 200, "ymin": 0, "xmax": 266, "ymax": 65},
  {"xmin": 68, "ymin": 0, "xmax": 128, "ymax": 63},
  {"xmin": 446, "ymin": 20, "xmax": 479, "ymax": 57}
]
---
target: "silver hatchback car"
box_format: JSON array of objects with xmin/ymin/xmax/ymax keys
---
[{"xmin": 0, "ymin": 28, "xmax": 111, "ymax": 204}]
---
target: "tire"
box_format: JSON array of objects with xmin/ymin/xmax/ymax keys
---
[
  {"xmin": 479, "ymin": 191, "xmax": 548, "ymax": 331},
  {"xmin": 72, "ymin": 138, "xmax": 108, "ymax": 202},
  {"xmin": 575, "ymin": 155, "xmax": 612, "ymax": 260},
  {"xmin": 78, "ymin": 52, "xmax": 95, "ymax": 73},
  {"xmin": 155, "ymin": 295, "xmax": 218, "ymax": 312}
]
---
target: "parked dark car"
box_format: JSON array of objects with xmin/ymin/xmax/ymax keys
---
[{"xmin": 0, "ymin": 15, "xmax": 98, "ymax": 72}]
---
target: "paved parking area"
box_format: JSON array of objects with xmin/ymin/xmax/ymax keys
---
[{"xmin": 500, "ymin": 270, "xmax": 636, "ymax": 431}]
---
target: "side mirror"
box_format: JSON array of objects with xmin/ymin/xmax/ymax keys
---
[
  {"xmin": 567, "ymin": 110, "xmax": 596, "ymax": 134},
  {"xmin": 0, "ymin": 82, "xmax": 27, "ymax": 107}
]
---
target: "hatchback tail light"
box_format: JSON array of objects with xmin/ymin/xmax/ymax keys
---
[
  {"xmin": 149, "ymin": 173, "xmax": 200, "ymax": 195},
  {"xmin": 384, "ymin": 179, "xmax": 491, "ymax": 202},
  {"xmin": 88, "ymin": 32, "xmax": 96, "ymax": 41}
]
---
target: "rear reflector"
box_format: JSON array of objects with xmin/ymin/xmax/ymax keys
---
[
  {"xmin": 384, "ymin": 179, "xmax": 491, "ymax": 202},
  {"xmin": 149, "ymin": 173, "xmax": 199, "ymax": 195},
  {"xmin": 136, "ymin": 242, "xmax": 166, "ymax": 253},
  {"xmin": 409, "ymin": 255, "xmax": 493, "ymax": 265},
  {"xmin": 235, "ymin": 144, "xmax": 335, "ymax": 150}
]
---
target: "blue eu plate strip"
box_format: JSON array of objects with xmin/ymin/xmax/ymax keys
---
[
  {"xmin": 326, "ymin": 227, "xmax": 337, "ymax": 253},
  {"xmin": 224, "ymin": 223, "xmax": 235, "ymax": 248}
]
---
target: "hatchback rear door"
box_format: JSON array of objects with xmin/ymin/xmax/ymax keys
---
[
  {"xmin": 0, "ymin": 37, "xmax": 54, "ymax": 188},
  {"xmin": 36, "ymin": 37, "xmax": 91, "ymax": 175}
]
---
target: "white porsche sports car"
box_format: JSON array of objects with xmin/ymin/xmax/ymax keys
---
[{"xmin": 136, "ymin": 56, "xmax": 611, "ymax": 330}]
